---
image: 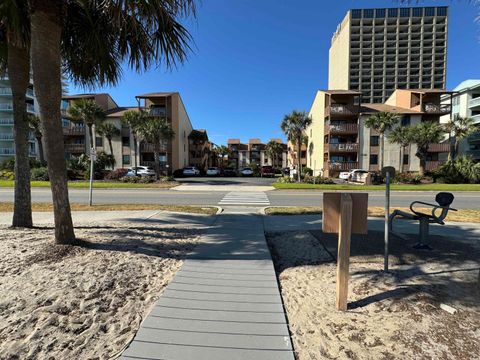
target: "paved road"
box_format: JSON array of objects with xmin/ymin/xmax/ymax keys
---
[{"xmin": 1, "ymin": 187, "xmax": 479, "ymax": 209}]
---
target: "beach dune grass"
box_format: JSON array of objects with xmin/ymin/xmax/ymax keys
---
[{"xmin": 264, "ymin": 206, "xmax": 480, "ymax": 223}]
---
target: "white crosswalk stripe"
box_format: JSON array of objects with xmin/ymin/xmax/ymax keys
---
[{"xmin": 218, "ymin": 191, "xmax": 270, "ymax": 206}]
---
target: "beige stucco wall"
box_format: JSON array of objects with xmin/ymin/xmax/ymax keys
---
[
  {"xmin": 174, "ymin": 94, "xmax": 193, "ymax": 170},
  {"xmin": 306, "ymin": 91, "xmax": 326, "ymax": 176},
  {"xmin": 328, "ymin": 15, "xmax": 350, "ymax": 90}
]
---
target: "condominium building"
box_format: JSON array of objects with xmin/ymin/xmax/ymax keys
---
[
  {"xmin": 307, "ymin": 89, "xmax": 452, "ymax": 177},
  {"xmin": 329, "ymin": 6, "xmax": 448, "ymax": 103},
  {"xmin": 227, "ymin": 138, "xmax": 287, "ymax": 169},
  {"xmin": 188, "ymin": 129, "xmax": 214, "ymax": 171},
  {"xmin": 440, "ymin": 80, "xmax": 480, "ymax": 161},
  {"xmin": 0, "ymin": 75, "xmax": 38, "ymax": 163},
  {"xmin": 286, "ymin": 137, "xmax": 307, "ymax": 170}
]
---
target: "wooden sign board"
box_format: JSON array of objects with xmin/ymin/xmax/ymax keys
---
[{"xmin": 323, "ymin": 193, "xmax": 368, "ymax": 235}]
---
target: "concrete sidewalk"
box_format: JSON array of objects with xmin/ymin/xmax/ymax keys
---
[{"xmin": 121, "ymin": 209, "xmax": 294, "ymax": 360}]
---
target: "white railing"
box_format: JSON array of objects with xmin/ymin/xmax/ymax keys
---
[
  {"xmin": 0, "ymin": 134, "xmax": 14, "ymax": 140},
  {"xmin": 0, "ymin": 118, "xmax": 13, "ymax": 125},
  {"xmin": 0, "ymin": 103, "xmax": 13, "ymax": 111},
  {"xmin": 472, "ymin": 114, "xmax": 480, "ymax": 124},
  {"xmin": 0, "ymin": 148, "xmax": 15, "ymax": 155},
  {"xmin": 468, "ymin": 97, "xmax": 480, "ymax": 109}
]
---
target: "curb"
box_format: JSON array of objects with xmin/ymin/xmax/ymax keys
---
[{"xmin": 215, "ymin": 206, "xmax": 223, "ymax": 215}]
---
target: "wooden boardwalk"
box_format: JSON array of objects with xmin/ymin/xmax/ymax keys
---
[{"xmin": 121, "ymin": 211, "xmax": 294, "ymax": 360}]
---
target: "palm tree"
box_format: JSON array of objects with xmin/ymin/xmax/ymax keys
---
[
  {"xmin": 68, "ymin": 99, "xmax": 106, "ymax": 150},
  {"xmin": 0, "ymin": 1, "xmax": 33, "ymax": 227},
  {"xmin": 215, "ymin": 145, "xmax": 230, "ymax": 169},
  {"xmin": 409, "ymin": 121, "xmax": 445, "ymax": 176},
  {"xmin": 388, "ymin": 126, "xmax": 413, "ymax": 173},
  {"xmin": 122, "ymin": 109, "xmax": 147, "ymax": 175},
  {"xmin": 24, "ymin": 0, "xmax": 196, "ymax": 243},
  {"xmin": 27, "ymin": 113, "xmax": 44, "ymax": 163},
  {"xmin": 444, "ymin": 116, "xmax": 477, "ymax": 160},
  {"xmin": 265, "ymin": 140, "xmax": 283, "ymax": 168},
  {"xmin": 96, "ymin": 122, "xmax": 120, "ymax": 156},
  {"xmin": 137, "ymin": 117, "xmax": 175, "ymax": 180},
  {"xmin": 281, "ymin": 111, "xmax": 312, "ymax": 182},
  {"xmin": 365, "ymin": 112, "xmax": 399, "ymax": 170}
]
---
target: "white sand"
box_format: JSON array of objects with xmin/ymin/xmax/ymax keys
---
[
  {"xmin": 0, "ymin": 223, "xmax": 199, "ymax": 360},
  {"xmin": 267, "ymin": 231, "xmax": 480, "ymax": 360}
]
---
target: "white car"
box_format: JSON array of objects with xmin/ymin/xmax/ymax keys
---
[
  {"xmin": 183, "ymin": 166, "xmax": 200, "ymax": 176},
  {"xmin": 126, "ymin": 166, "xmax": 155, "ymax": 177},
  {"xmin": 206, "ymin": 167, "xmax": 220, "ymax": 176},
  {"xmin": 240, "ymin": 167, "xmax": 254, "ymax": 176},
  {"xmin": 339, "ymin": 169, "xmax": 369, "ymax": 182}
]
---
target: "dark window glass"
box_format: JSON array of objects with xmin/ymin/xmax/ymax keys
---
[
  {"xmin": 401, "ymin": 115, "xmax": 411, "ymax": 126},
  {"xmin": 95, "ymin": 137, "xmax": 103, "ymax": 147},
  {"xmin": 388, "ymin": 8, "xmax": 398, "ymax": 17},
  {"xmin": 425, "ymin": 7, "xmax": 435, "ymax": 17},
  {"xmin": 370, "ymin": 136, "xmax": 380, "ymax": 146},
  {"xmin": 370, "ymin": 154, "xmax": 378, "ymax": 165},
  {"xmin": 375, "ymin": 9, "xmax": 385, "ymax": 18},
  {"xmin": 400, "ymin": 8, "xmax": 410, "ymax": 17},
  {"xmin": 364, "ymin": 9, "xmax": 374, "ymax": 18},
  {"xmin": 123, "ymin": 155, "xmax": 130, "ymax": 165},
  {"xmin": 403, "ymin": 154, "xmax": 409, "ymax": 165},
  {"xmin": 437, "ymin": 7, "xmax": 447, "ymax": 16},
  {"xmin": 412, "ymin": 8, "xmax": 423, "ymax": 17},
  {"xmin": 352, "ymin": 9, "xmax": 362, "ymax": 19},
  {"xmin": 122, "ymin": 136, "xmax": 130, "ymax": 147}
]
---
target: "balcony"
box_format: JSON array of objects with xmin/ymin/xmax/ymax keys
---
[
  {"xmin": 140, "ymin": 142, "xmax": 167, "ymax": 152},
  {"xmin": 0, "ymin": 133, "xmax": 14, "ymax": 141},
  {"xmin": 63, "ymin": 127, "xmax": 85, "ymax": 136},
  {"xmin": 468, "ymin": 97, "xmax": 480, "ymax": 109},
  {"xmin": 425, "ymin": 161, "xmax": 444, "ymax": 171},
  {"xmin": 466, "ymin": 149, "xmax": 480, "ymax": 160},
  {"xmin": 325, "ymin": 161, "xmax": 359, "ymax": 171},
  {"xmin": 0, "ymin": 147, "xmax": 15, "ymax": 155},
  {"xmin": 0, "ymin": 102, "xmax": 35, "ymax": 113},
  {"xmin": 427, "ymin": 143, "xmax": 450, "ymax": 152},
  {"xmin": 325, "ymin": 143, "xmax": 359, "ymax": 153},
  {"xmin": 0, "ymin": 118, "xmax": 13, "ymax": 126},
  {"xmin": 326, "ymin": 123, "xmax": 358, "ymax": 134},
  {"xmin": 467, "ymin": 132, "xmax": 480, "ymax": 143},
  {"xmin": 64, "ymin": 144, "xmax": 85, "ymax": 153},
  {"xmin": 422, "ymin": 103, "xmax": 451, "ymax": 115},
  {"xmin": 327, "ymin": 104, "xmax": 359, "ymax": 117}
]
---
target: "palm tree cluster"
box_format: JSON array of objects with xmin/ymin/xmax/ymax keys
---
[
  {"xmin": 265, "ymin": 140, "xmax": 284, "ymax": 168},
  {"xmin": 281, "ymin": 111, "xmax": 312, "ymax": 182},
  {"xmin": 1, "ymin": 0, "xmax": 196, "ymax": 244}
]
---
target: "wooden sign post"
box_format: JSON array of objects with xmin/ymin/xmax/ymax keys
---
[{"xmin": 323, "ymin": 192, "xmax": 368, "ymax": 311}]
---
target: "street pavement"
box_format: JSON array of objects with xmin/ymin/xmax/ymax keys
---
[{"xmin": 1, "ymin": 187, "xmax": 479, "ymax": 209}]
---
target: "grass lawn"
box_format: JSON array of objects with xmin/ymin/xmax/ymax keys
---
[
  {"xmin": 0, "ymin": 180, "xmax": 179, "ymax": 189},
  {"xmin": 273, "ymin": 183, "xmax": 480, "ymax": 191},
  {"xmin": 0, "ymin": 202, "xmax": 218, "ymax": 215},
  {"xmin": 264, "ymin": 206, "xmax": 480, "ymax": 223}
]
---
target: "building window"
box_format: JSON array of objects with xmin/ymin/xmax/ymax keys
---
[
  {"xmin": 370, "ymin": 154, "xmax": 378, "ymax": 165},
  {"xmin": 401, "ymin": 115, "xmax": 411, "ymax": 126},
  {"xmin": 123, "ymin": 155, "xmax": 130, "ymax": 165},
  {"xmin": 424, "ymin": 7, "xmax": 435, "ymax": 17},
  {"xmin": 388, "ymin": 8, "xmax": 398, "ymax": 17},
  {"xmin": 363, "ymin": 9, "xmax": 374, "ymax": 18},
  {"xmin": 412, "ymin": 8, "xmax": 423, "ymax": 17},
  {"xmin": 122, "ymin": 136, "xmax": 130, "ymax": 147},
  {"xmin": 437, "ymin": 7, "xmax": 447, "ymax": 16},
  {"xmin": 352, "ymin": 9, "xmax": 362, "ymax": 19},
  {"xmin": 95, "ymin": 137, "xmax": 103, "ymax": 147},
  {"xmin": 400, "ymin": 8, "xmax": 410, "ymax": 17},
  {"xmin": 375, "ymin": 9, "xmax": 385, "ymax": 18},
  {"xmin": 370, "ymin": 136, "xmax": 379, "ymax": 146},
  {"xmin": 403, "ymin": 154, "xmax": 409, "ymax": 165}
]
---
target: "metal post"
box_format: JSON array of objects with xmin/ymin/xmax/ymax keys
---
[
  {"xmin": 89, "ymin": 147, "xmax": 94, "ymax": 206},
  {"xmin": 384, "ymin": 171, "xmax": 390, "ymax": 272}
]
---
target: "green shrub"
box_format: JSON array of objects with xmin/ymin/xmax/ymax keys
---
[
  {"xmin": 0, "ymin": 170, "xmax": 14, "ymax": 180},
  {"xmin": 0, "ymin": 157, "xmax": 43, "ymax": 171},
  {"xmin": 276, "ymin": 175, "xmax": 293, "ymax": 183},
  {"xmin": 139, "ymin": 176, "xmax": 155, "ymax": 184},
  {"xmin": 393, "ymin": 172, "xmax": 424, "ymax": 184},
  {"xmin": 433, "ymin": 156, "xmax": 480, "ymax": 184},
  {"xmin": 30, "ymin": 167, "xmax": 49, "ymax": 181},
  {"xmin": 104, "ymin": 168, "xmax": 128, "ymax": 180},
  {"xmin": 120, "ymin": 175, "xmax": 140, "ymax": 183},
  {"xmin": 302, "ymin": 166, "xmax": 313, "ymax": 176},
  {"xmin": 302, "ymin": 174, "xmax": 334, "ymax": 184},
  {"xmin": 161, "ymin": 176, "xmax": 175, "ymax": 182}
]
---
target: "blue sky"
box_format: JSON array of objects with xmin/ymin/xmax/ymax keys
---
[{"xmin": 70, "ymin": 0, "xmax": 480, "ymax": 146}]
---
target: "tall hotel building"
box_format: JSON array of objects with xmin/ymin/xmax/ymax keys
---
[{"xmin": 329, "ymin": 6, "xmax": 448, "ymax": 103}]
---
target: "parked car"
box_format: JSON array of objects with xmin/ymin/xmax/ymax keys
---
[
  {"xmin": 261, "ymin": 166, "xmax": 275, "ymax": 177},
  {"xmin": 339, "ymin": 169, "xmax": 369, "ymax": 182},
  {"xmin": 222, "ymin": 168, "xmax": 237, "ymax": 177},
  {"xmin": 206, "ymin": 167, "xmax": 221, "ymax": 176},
  {"xmin": 240, "ymin": 167, "xmax": 254, "ymax": 176},
  {"xmin": 125, "ymin": 166, "xmax": 155, "ymax": 177},
  {"xmin": 183, "ymin": 166, "xmax": 200, "ymax": 176}
]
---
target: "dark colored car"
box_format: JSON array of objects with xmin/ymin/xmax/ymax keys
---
[
  {"xmin": 261, "ymin": 166, "xmax": 275, "ymax": 177},
  {"xmin": 222, "ymin": 168, "xmax": 237, "ymax": 177}
]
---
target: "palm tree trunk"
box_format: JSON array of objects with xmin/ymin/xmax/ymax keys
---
[
  {"xmin": 88, "ymin": 125, "xmax": 94, "ymax": 150},
  {"xmin": 379, "ymin": 133, "xmax": 385, "ymax": 170},
  {"xmin": 448, "ymin": 134, "xmax": 454, "ymax": 161},
  {"xmin": 454, "ymin": 138, "xmax": 459, "ymax": 160},
  {"xmin": 36, "ymin": 136, "xmax": 45, "ymax": 163},
  {"xmin": 8, "ymin": 43, "xmax": 32, "ymax": 228},
  {"xmin": 133, "ymin": 134, "xmax": 138, "ymax": 175},
  {"xmin": 399, "ymin": 145, "xmax": 403, "ymax": 173},
  {"xmin": 418, "ymin": 150, "xmax": 426, "ymax": 176},
  {"xmin": 108, "ymin": 138, "xmax": 113, "ymax": 155},
  {"xmin": 406, "ymin": 144, "xmax": 411, "ymax": 172},
  {"xmin": 154, "ymin": 141, "xmax": 160, "ymax": 180},
  {"xmin": 30, "ymin": 4, "xmax": 75, "ymax": 244},
  {"xmin": 296, "ymin": 135, "xmax": 301, "ymax": 182}
]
